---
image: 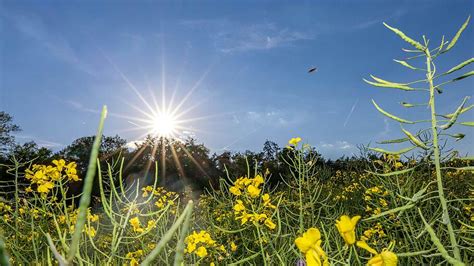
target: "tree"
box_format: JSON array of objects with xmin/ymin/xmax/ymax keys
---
[
  {"xmin": 58, "ymin": 135, "xmax": 127, "ymax": 174},
  {"xmin": 124, "ymin": 136, "xmax": 218, "ymax": 191},
  {"xmin": 0, "ymin": 111, "xmax": 21, "ymax": 156}
]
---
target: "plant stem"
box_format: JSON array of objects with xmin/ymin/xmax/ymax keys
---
[{"xmin": 425, "ymin": 50, "xmax": 461, "ymax": 261}]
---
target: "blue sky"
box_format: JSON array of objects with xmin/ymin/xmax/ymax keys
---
[{"xmin": 1, "ymin": 0, "xmax": 473, "ymax": 159}]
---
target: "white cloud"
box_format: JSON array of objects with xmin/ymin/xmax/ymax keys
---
[
  {"xmin": 216, "ymin": 23, "xmax": 314, "ymax": 53},
  {"xmin": 181, "ymin": 19, "xmax": 314, "ymax": 53},
  {"xmin": 245, "ymin": 110, "xmax": 288, "ymax": 126},
  {"xmin": 318, "ymin": 140, "xmax": 354, "ymax": 150},
  {"xmin": 15, "ymin": 135, "xmax": 63, "ymax": 148}
]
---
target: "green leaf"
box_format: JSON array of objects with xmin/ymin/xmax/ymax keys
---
[
  {"xmin": 444, "ymin": 15, "xmax": 471, "ymax": 53},
  {"xmin": 368, "ymin": 146, "xmax": 416, "ymax": 155},
  {"xmin": 384, "ymin": 23, "xmax": 425, "ymax": 51},
  {"xmin": 394, "ymin": 59, "xmax": 417, "ymax": 70},
  {"xmin": 460, "ymin": 122, "xmax": 474, "ymax": 127},
  {"xmin": 458, "ymin": 156, "xmax": 474, "ymax": 160},
  {"xmin": 401, "ymin": 127, "xmax": 430, "ymax": 150},
  {"xmin": 377, "ymin": 137, "xmax": 410, "ymax": 144},
  {"xmin": 372, "ymin": 99, "xmax": 415, "ymax": 124},
  {"xmin": 444, "ymin": 58, "xmax": 474, "ymax": 75},
  {"xmin": 452, "ymin": 70, "xmax": 474, "ymax": 82}
]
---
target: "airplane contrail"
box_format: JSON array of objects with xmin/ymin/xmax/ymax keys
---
[{"xmin": 343, "ymin": 98, "xmax": 359, "ymax": 127}]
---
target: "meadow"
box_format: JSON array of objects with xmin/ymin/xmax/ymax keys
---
[{"xmin": 0, "ymin": 16, "xmax": 473, "ymax": 266}]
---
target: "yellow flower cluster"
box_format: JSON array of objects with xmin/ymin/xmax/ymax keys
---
[
  {"xmin": 185, "ymin": 230, "xmax": 223, "ymax": 258},
  {"xmin": 129, "ymin": 216, "xmax": 156, "ymax": 233},
  {"xmin": 0, "ymin": 202, "xmax": 12, "ymax": 213},
  {"xmin": 0, "ymin": 202, "xmax": 13, "ymax": 223},
  {"xmin": 229, "ymin": 175, "xmax": 264, "ymax": 198},
  {"xmin": 141, "ymin": 186, "xmax": 177, "ymax": 209},
  {"xmin": 126, "ymin": 249, "xmax": 144, "ymax": 266},
  {"xmin": 230, "ymin": 175, "xmax": 277, "ymax": 230},
  {"xmin": 25, "ymin": 159, "xmax": 80, "ymax": 195},
  {"xmin": 361, "ymin": 222, "xmax": 386, "ymax": 245},
  {"xmin": 364, "ymin": 186, "xmax": 390, "ymax": 216},
  {"xmin": 57, "ymin": 206, "xmax": 99, "ymax": 237},
  {"xmin": 374, "ymin": 154, "xmax": 404, "ymax": 171}
]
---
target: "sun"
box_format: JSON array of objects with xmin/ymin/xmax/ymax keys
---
[{"xmin": 152, "ymin": 112, "xmax": 177, "ymax": 137}]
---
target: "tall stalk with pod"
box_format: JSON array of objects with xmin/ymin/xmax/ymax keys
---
[{"xmin": 365, "ymin": 16, "xmax": 473, "ymax": 265}]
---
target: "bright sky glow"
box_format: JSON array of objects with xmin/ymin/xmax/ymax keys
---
[
  {"xmin": 152, "ymin": 113, "xmax": 177, "ymax": 137},
  {"xmin": 1, "ymin": 1, "xmax": 473, "ymax": 159}
]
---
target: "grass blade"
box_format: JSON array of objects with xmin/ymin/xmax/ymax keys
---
[{"xmin": 66, "ymin": 106, "xmax": 107, "ymax": 263}]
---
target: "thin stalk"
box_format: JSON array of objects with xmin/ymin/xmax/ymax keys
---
[
  {"xmin": 425, "ymin": 50, "xmax": 461, "ymax": 261},
  {"xmin": 66, "ymin": 106, "xmax": 107, "ymax": 263}
]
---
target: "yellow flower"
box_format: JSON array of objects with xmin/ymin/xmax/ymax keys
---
[
  {"xmin": 85, "ymin": 226, "xmax": 96, "ymax": 237},
  {"xmin": 288, "ymin": 137, "xmax": 302, "ymax": 146},
  {"xmin": 262, "ymin": 193, "xmax": 276, "ymax": 208},
  {"xmin": 253, "ymin": 174, "xmax": 264, "ymax": 187},
  {"xmin": 233, "ymin": 200, "xmax": 246, "ymax": 213},
  {"xmin": 89, "ymin": 213, "xmax": 99, "ymax": 222},
  {"xmin": 52, "ymin": 159, "xmax": 66, "ymax": 171},
  {"xmin": 295, "ymin": 228, "xmax": 328, "ymax": 266},
  {"xmin": 230, "ymin": 241, "xmax": 237, "ymax": 252},
  {"xmin": 129, "ymin": 217, "xmax": 144, "ymax": 233},
  {"xmin": 37, "ymin": 181, "xmax": 54, "ymax": 194},
  {"xmin": 247, "ymin": 185, "xmax": 261, "ymax": 198},
  {"xmin": 357, "ymin": 241, "xmax": 398, "ymax": 266},
  {"xmin": 195, "ymin": 246, "xmax": 208, "ymax": 258},
  {"xmin": 237, "ymin": 212, "xmax": 252, "ymax": 225},
  {"xmin": 264, "ymin": 218, "xmax": 276, "ymax": 230},
  {"xmin": 229, "ymin": 186, "xmax": 242, "ymax": 196},
  {"xmin": 335, "ymin": 215, "xmax": 361, "ymax": 245}
]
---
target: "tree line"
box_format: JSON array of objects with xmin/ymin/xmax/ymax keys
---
[{"xmin": 0, "ymin": 111, "xmax": 371, "ymax": 196}]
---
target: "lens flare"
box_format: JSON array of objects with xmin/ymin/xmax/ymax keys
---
[{"xmin": 152, "ymin": 113, "xmax": 177, "ymax": 137}]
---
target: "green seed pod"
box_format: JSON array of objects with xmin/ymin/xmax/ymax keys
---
[
  {"xmin": 441, "ymin": 104, "xmax": 474, "ymax": 119},
  {"xmin": 460, "ymin": 121, "xmax": 474, "ymax": 127},
  {"xmin": 370, "ymin": 75, "xmax": 407, "ymax": 85},
  {"xmin": 377, "ymin": 137, "xmax": 410, "ymax": 144},
  {"xmin": 368, "ymin": 146, "xmax": 415, "ymax": 155},
  {"xmin": 444, "ymin": 15, "xmax": 471, "ymax": 53},
  {"xmin": 372, "ymin": 99, "xmax": 414, "ymax": 124},
  {"xmin": 451, "ymin": 133, "xmax": 465, "ymax": 141},
  {"xmin": 444, "ymin": 58, "xmax": 474, "ymax": 75},
  {"xmin": 367, "ymin": 167, "xmax": 416, "ymax": 177},
  {"xmin": 452, "ymin": 70, "xmax": 474, "ymax": 82},
  {"xmin": 400, "ymin": 102, "xmax": 415, "ymax": 108},
  {"xmin": 401, "ymin": 127, "xmax": 429, "ymax": 150},
  {"xmin": 441, "ymin": 96, "xmax": 470, "ymax": 130},
  {"xmin": 364, "ymin": 79, "xmax": 416, "ymax": 91},
  {"xmin": 394, "ymin": 59, "xmax": 417, "ymax": 70},
  {"xmin": 384, "ymin": 22, "xmax": 425, "ymax": 51}
]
